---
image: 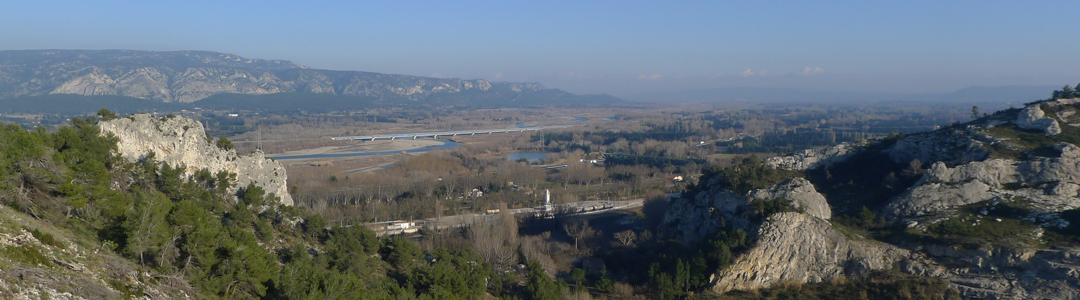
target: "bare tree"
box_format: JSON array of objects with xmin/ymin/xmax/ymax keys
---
[
  {"xmin": 903, "ymin": 158, "xmax": 924, "ymax": 178},
  {"xmin": 441, "ymin": 171, "xmax": 458, "ymax": 194},
  {"xmin": 563, "ymin": 218, "xmax": 594, "ymax": 250},
  {"xmin": 609, "ymin": 282, "xmax": 645, "ymax": 300},
  {"xmin": 614, "ymin": 230, "xmax": 637, "ymax": 247},
  {"xmin": 468, "ymin": 203, "xmax": 518, "ymax": 270},
  {"xmin": 519, "ymin": 234, "xmax": 557, "ymax": 275}
]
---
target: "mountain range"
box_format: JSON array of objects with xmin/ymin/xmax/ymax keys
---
[{"xmin": 0, "ymin": 50, "xmax": 615, "ymax": 108}]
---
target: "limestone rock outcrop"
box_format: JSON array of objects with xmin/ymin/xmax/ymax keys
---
[
  {"xmin": 1015, "ymin": 105, "xmax": 1062, "ymax": 135},
  {"xmin": 662, "ymin": 177, "xmax": 831, "ymax": 241},
  {"xmin": 921, "ymin": 244, "xmax": 1080, "ymax": 299},
  {"xmin": 765, "ymin": 142, "xmax": 859, "ymax": 171},
  {"xmin": 886, "ymin": 143, "xmax": 1080, "ymax": 218},
  {"xmin": 747, "ymin": 178, "xmax": 832, "ymax": 220},
  {"xmin": 888, "ymin": 129, "xmax": 991, "ymax": 167},
  {"xmin": 712, "ymin": 212, "xmax": 915, "ymax": 292},
  {"xmin": 662, "ymin": 190, "xmax": 747, "ymax": 242},
  {"xmin": 664, "ymin": 173, "xmax": 913, "ymax": 293},
  {"xmin": 693, "ymin": 101, "xmax": 1080, "ymax": 297},
  {"xmin": 99, "ymin": 114, "xmax": 293, "ymax": 206}
]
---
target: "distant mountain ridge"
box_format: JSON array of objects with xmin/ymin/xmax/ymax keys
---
[
  {"xmin": 633, "ymin": 85, "xmax": 1059, "ymax": 104},
  {"xmin": 0, "ymin": 50, "xmax": 584, "ymax": 105}
]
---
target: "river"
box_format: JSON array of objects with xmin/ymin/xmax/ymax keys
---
[{"xmin": 270, "ymin": 115, "xmax": 610, "ymax": 161}]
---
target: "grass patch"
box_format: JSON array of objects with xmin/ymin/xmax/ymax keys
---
[
  {"xmin": 984, "ymin": 123, "xmax": 1080, "ymax": 159},
  {"xmin": 829, "ymin": 220, "xmax": 870, "ymax": 241},
  {"xmin": 932, "ymin": 215, "xmax": 1032, "ymax": 241},
  {"xmin": 2, "ymin": 245, "xmax": 53, "ymax": 267},
  {"xmin": 912, "ymin": 201, "xmax": 1080, "ymax": 249},
  {"xmin": 920, "ymin": 212, "xmax": 1042, "ymax": 248}
]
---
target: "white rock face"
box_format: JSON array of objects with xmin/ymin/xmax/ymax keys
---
[
  {"xmin": 99, "ymin": 114, "xmax": 293, "ymax": 205},
  {"xmin": 921, "ymin": 244, "xmax": 1080, "ymax": 299},
  {"xmin": 51, "ymin": 71, "xmax": 118, "ymax": 96},
  {"xmin": 747, "ymin": 178, "xmax": 832, "ymax": 220},
  {"xmin": 662, "ymin": 178, "xmax": 831, "ymax": 241},
  {"xmin": 886, "ymin": 143, "xmax": 1080, "ymax": 217},
  {"xmin": 765, "ymin": 143, "xmax": 858, "ymax": 171},
  {"xmin": 1015, "ymin": 105, "xmax": 1062, "ymax": 135},
  {"xmin": 713, "ymin": 212, "xmax": 914, "ymax": 292}
]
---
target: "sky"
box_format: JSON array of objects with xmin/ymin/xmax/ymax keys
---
[{"xmin": 2, "ymin": 1, "xmax": 1078, "ymax": 97}]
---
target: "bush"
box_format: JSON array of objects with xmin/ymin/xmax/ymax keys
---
[
  {"xmin": 215, "ymin": 136, "xmax": 234, "ymax": 150},
  {"xmin": 30, "ymin": 228, "xmax": 62, "ymax": 248}
]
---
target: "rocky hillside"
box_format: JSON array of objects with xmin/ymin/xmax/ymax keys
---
[
  {"xmin": 0, "ymin": 204, "xmax": 197, "ymax": 299},
  {"xmin": 0, "ymin": 50, "xmax": 579, "ymax": 104},
  {"xmin": 663, "ymin": 97, "xmax": 1080, "ymax": 299},
  {"xmin": 99, "ymin": 114, "xmax": 292, "ymax": 206}
]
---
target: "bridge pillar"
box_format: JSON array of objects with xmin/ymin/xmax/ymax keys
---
[
  {"xmin": 433, "ymin": 135, "xmax": 438, "ymax": 139},
  {"xmin": 391, "ymin": 136, "xmax": 395, "ymax": 140},
  {"xmin": 412, "ymin": 136, "xmax": 417, "ymax": 140}
]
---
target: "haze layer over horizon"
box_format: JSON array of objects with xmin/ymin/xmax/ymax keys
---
[{"xmin": 2, "ymin": 1, "xmax": 1077, "ymax": 97}]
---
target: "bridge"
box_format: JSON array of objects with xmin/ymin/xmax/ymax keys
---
[{"xmin": 331, "ymin": 125, "xmax": 573, "ymax": 141}]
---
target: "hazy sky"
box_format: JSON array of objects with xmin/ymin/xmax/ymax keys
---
[{"xmin": 2, "ymin": 1, "xmax": 1077, "ymax": 97}]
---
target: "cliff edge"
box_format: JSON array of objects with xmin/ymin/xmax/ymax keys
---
[{"xmin": 99, "ymin": 114, "xmax": 292, "ymax": 206}]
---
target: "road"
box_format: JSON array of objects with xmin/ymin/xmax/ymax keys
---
[{"xmin": 368, "ymin": 198, "xmax": 647, "ymax": 236}]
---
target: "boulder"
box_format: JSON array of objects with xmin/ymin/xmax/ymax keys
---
[{"xmin": 1015, "ymin": 105, "xmax": 1062, "ymax": 135}]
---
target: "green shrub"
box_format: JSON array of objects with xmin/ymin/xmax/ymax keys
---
[
  {"xmin": 30, "ymin": 228, "xmax": 62, "ymax": 248},
  {"xmin": 215, "ymin": 136, "xmax": 234, "ymax": 150}
]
